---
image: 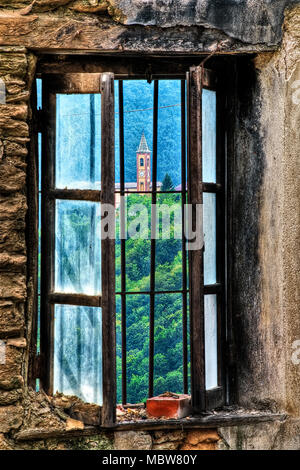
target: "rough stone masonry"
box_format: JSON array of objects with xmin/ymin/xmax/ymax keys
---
[{"xmin": 0, "ymin": 0, "xmax": 299, "ymax": 450}]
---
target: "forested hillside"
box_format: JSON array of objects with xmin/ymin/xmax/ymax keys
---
[
  {"xmin": 114, "ymin": 80, "xmax": 187, "ymax": 403},
  {"xmin": 115, "ymin": 80, "xmax": 182, "ymax": 187}
]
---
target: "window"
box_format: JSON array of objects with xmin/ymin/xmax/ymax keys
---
[{"xmin": 35, "ymin": 65, "xmax": 225, "ymax": 425}]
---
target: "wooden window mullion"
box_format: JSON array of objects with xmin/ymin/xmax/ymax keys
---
[
  {"xmin": 100, "ymin": 73, "xmax": 116, "ymax": 425},
  {"xmin": 40, "ymin": 83, "xmax": 56, "ymax": 395},
  {"xmin": 187, "ymin": 66, "xmax": 206, "ymax": 412}
]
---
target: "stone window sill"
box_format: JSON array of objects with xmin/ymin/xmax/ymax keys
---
[{"xmin": 14, "ymin": 411, "xmax": 286, "ymax": 441}]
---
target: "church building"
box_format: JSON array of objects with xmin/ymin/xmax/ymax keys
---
[{"xmin": 136, "ymin": 132, "xmax": 151, "ymax": 191}]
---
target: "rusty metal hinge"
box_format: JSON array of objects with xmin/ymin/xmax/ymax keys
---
[{"xmin": 36, "ymin": 109, "xmax": 44, "ymax": 133}]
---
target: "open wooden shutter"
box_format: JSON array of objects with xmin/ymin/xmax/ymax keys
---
[
  {"xmin": 187, "ymin": 66, "xmax": 206, "ymax": 412},
  {"xmin": 187, "ymin": 66, "xmax": 225, "ymax": 412},
  {"xmin": 40, "ymin": 73, "xmax": 116, "ymax": 425}
]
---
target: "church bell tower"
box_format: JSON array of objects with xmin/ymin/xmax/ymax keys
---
[{"xmin": 136, "ymin": 132, "xmax": 151, "ymax": 191}]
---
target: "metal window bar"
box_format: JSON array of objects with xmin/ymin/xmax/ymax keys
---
[
  {"xmin": 119, "ymin": 80, "xmax": 127, "ymax": 405},
  {"xmin": 149, "ymin": 79, "xmax": 159, "ymax": 398},
  {"xmin": 181, "ymin": 79, "xmax": 188, "ymax": 395},
  {"xmin": 114, "ymin": 183, "xmax": 221, "ymax": 194}
]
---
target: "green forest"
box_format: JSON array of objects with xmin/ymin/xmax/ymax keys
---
[
  {"xmin": 115, "ymin": 186, "xmax": 189, "ymax": 404},
  {"xmin": 114, "ymin": 80, "xmax": 188, "ymax": 403}
]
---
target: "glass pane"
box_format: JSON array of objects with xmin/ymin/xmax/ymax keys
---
[
  {"xmin": 54, "ymin": 305, "xmax": 102, "ymax": 405},
  {"xmin": 204, "ymin": 294, "xmax": 218, "ymax": 390},
  {"xmin": 154, "ymin": 293, "xmax": 183, "ymax": 396},
  {"xmin": 203, "ymin": 192, "xmax": 217, "ymax": 284},
  {"xmin": 55, "ymin": 200, "xmax": 101, "ymax": 294},
  {"xmin": 56, "ymin": 94, "xmax": 101, "ymax": 189},
  {"xmin": 202, "ymin": 89, "xmax": 216, "ymax": 183},
  {"xmin": 123, "ymin": 80, "xmax": 153, "ymax": 190},
  {"xmin": 125, "ymin": 193, "xmax": 151, "ymax": 292},
  {"xmin": 155, "ymin": 193, "xmax": 182, "ymax": 291},
  {"xmin": 158, "ymin": 80, "xmax": 182, "ymax": 191},
  {"xmin": 126, "ymin": 294, "xmax": 150, "ymax": 404}
]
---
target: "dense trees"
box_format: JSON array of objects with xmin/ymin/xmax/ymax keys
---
[
  {"xmin": 161, "ymin": 173, "xmax": 175, "ymax": 191},
  {"xmin": 116, "ymin": 188, "xmax": 188, "ymax": 403}
]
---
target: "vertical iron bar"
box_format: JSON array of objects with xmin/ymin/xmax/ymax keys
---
[
  {"xmin": 149, "ymin": 80, "xmax": 158, "ymax": 398},
  {"xmin": 181, "ymin": 80, "xmax": 188, "ymax": 395},
  {"xmin": 119, "ymin": 80, "xmax": 127, "ymax": 405}
]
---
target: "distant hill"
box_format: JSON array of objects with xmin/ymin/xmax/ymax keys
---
[{"xmin": 115, "ymin": 80, "xmax": 182, "ymax": 187}]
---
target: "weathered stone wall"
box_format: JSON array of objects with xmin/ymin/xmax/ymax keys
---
[
  {"xmin": 230, "ymin": 6, "xmax": 300, "ymax": 415},
  {"xmin": 0, "ymin": 46, "xmax": 32, "ymax": 445},
  {"xmin": 0, "ymin": 0, "xmax": 298, "ymax": 53},
  {"xmin": 0, "ymin": 0, "xmax": 299, "ymax": 451},
  {"xmin": 114, "ymin": 429, "xmax": 221, "ymax": 450}
]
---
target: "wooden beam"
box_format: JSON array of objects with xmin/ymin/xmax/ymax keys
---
[
  {"xmin": 27, "ymin": 79, "xmax": 39, "ymax": 389},
  {"xmin": 14, "ymin": 426, "xmax": 103, "ymax": 442},
  {"xmin": 45, "ymin": 73, "xmax": 102, "ymax": 94},
  {"xmin": 38, "ymin": 58, "xmax": 216, "ymax": 82},
  {"xmin": 40, "ymin": 82, "xmax": 56, "ymax": 395},
  {"xmin": 109, "ymin": 413, "xmax": 287, "ymax": 432},
  {"xmin": 0, "ymin": 13, "xmax": 275, "ymax": 53},
  {"xmin": 187, "ymin": 66, "xmax": 205, "ymax": 412},
  {"xmin": 49, "ymin": 189, "xmax": 101, "ymax": 202},
  {"xmin": 100, "ymin": 72, "xmax": 116, "ymax": 426},
  {"xmin": 14, "ymin": 413, "xmax": 286, "ymax": 440},
  {"xmin": 48, "ymin": 293, "xmax": 101, "ymax": 308}
]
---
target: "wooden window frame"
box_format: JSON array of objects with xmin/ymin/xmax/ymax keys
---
[
  {"xmin": 187, "ymin": 67, "xmax": 226, "ymax": 411},
  {"xmin": 32, "ymin": 62, "xmax": 226, "ymax": 424},
  {"xmin": 39, "ymin": 73, "xmax": 116, "ymax": 425}
]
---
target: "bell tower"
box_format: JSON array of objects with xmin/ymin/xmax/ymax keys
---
[{"xmin": 136, "ymin": 132, "xmax": 151, "ymax": 191}]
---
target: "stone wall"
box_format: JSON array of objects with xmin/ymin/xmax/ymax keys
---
[
  {"xmin": 114, "ymin": 429, "xmax": 221, "ymax": 450},
  {"xmin": 0, "ymin": 47, "xmax": 32, "ymax": 445},
  {"xmin": 0, "ymin": 0, "xmax": 299, "ymax": 451}
]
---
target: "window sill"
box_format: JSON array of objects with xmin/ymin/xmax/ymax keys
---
[
  {"xmin": 14, "ymin": 411, "xmax": 287, "ymax": 441},
  {"xmin": 110, "ymin": 410, "xmax": 286, "ymax": 431}
]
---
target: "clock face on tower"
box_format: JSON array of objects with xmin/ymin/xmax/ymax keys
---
[{"xmin": 139, "ymin": 170, "xmax": 145, "ymax": 177}]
